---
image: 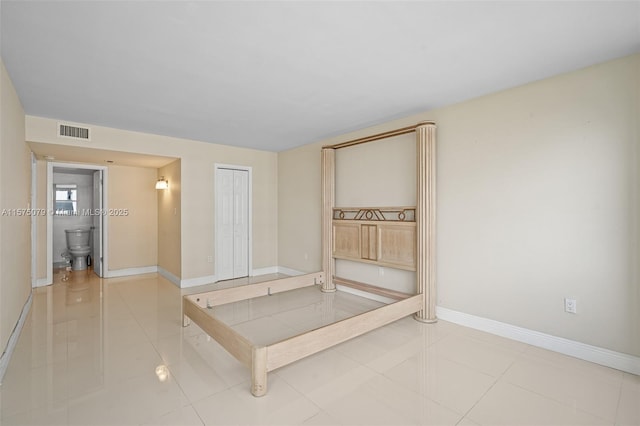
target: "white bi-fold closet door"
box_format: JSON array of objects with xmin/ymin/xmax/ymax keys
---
[{"xmin": 216, "ymin": 166, "xmax": 250, "ymax": 281}]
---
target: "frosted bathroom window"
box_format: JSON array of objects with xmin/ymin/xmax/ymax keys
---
[{"xmin": 54, "ymin": 184, "xmax": 77, "ymax": 215}]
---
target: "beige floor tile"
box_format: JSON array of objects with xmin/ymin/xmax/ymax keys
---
[
  {"xmin": 622, "ymin": 372, "xmax": 640, "ymax": 391},
  {"xmin": 192, "ymin": 375, "xmax": 319, "ymax": 425},
  {"xmin": 300, "ymin": 409, "xmax": 341, "ymax": 425},
  {"xmin": 102, "ymin": 339, "xmax": 165, "ymax": 383},
  {"xmin": 288, "ymin": 363, "xmax": 379, "ymax": 409},
  {"xmin": 142, "ymin": 404, "xmax": 205, "ymax": 426},
  {"xmin": 276, "ymin": 348, "xmax": 371, "ymax": 400},
  {"xmin": 523, "ymin": 345, "xmax": 624, "ymax": 385},
  {"xmin": 158, "ymin": 332, "xmax": 249, "ymax": 387},
  {"xmin": 134, "ymin": 310, "xmax": 188, "ymax": 341},
  {"xmin": 167, "ymin": 358, "xmax": 236, "ymax": 403},
  {"xmin": 427, "ymin": 333, "xmax": 520, "ymax": 377},
  {"xmin": 502, "ymin": 355, "xmax": 622, "ymax": 421},
  {"xmin": 456, "ymin": 417, "xmax": 482, "ymax": 426},
  {"xmin": 364, "ymin": 337, "xmax": 431, "ymax": 374},
  {"xmin": 13, "ymin": 319, "xmax": 69, "ymax": 369},
  {"xmin": 382, "ymin": 351, "xmax": 496, "ymax": 414},
  {"xmin": 333, "ymin": 320, "xmax": 423, "ymax": 367},
  {"xmin": 1, "ymin": 406, "xmax": 68, "ymax": 425},
  {"xmin": 66, "ymin": 371, "xmax": 189, "ymax": 425},
  {"xmin": 616, "ymin": 386, "xmax": 640, "ymax": 426},
  {"xmin": 457, "ymin": 326, "xmax": 530, "ymax": 353},
  {"xmin": 101, "ymin": 316, "xmax": 150, "ymax": 348},
  {"xmin": 387, "ymin": 317, "xmax": 466, "ymax": 340},
  {"xmin": 320, "ymin": 374, "xmax": 461, "ymax": 426},
  {"xmin": 1, "ymin": 272, "xmax": 635, "ymax": 426},
  {"xmin": 467, "ymin": 382, "xmax": 610, "ymax": 425},
  {"xmin": 231, "ymin": 315, "xmax": 297, "ymax": 346},
  {"xmin": 0, "ymin": 360, "xmax": 70, "ymax": 419}
]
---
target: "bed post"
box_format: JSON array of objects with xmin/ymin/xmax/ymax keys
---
[
  {"xmin": 251, "ymin": 346, "xmax": 268, "ymax": 397},
  {"xmin": 321, "ymin": 147, "xmax": 336, "ymax": 292},
  {"xmin": 415, "ymin": 121, "xmax": 437, "ymax": 323}
]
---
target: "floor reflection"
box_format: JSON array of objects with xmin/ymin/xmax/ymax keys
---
[{"xmin": 1, "ymin": 271, "xmax": 636, "ymax": 426}]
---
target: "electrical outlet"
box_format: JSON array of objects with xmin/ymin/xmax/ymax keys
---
[
  {"xmin": 207, "ymin": 255, "xmax": 213, "ymax": 263},
  {"xmin": 564, "ymin": 298, "xmax": 577, "ymax": 314}
]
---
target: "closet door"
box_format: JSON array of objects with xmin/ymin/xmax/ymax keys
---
[
  {"xmin": 232, "ymin": 169, "xmax": 249, "ymax": 278},
  {"xmin": 216, "ymin": 167, "xmax": 249, "ymax": 281}
]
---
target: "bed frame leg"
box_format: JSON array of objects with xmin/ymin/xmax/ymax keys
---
[{"xmin": 251, "ymin": 346, "xmax": 268, "ymax": 397}]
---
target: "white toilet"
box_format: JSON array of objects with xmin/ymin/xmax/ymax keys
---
[{"xmin": 65, "ymin": 228, "xmax": 91, "ymax": 271}]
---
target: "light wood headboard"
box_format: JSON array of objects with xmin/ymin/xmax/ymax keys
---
[
  {"xmin": 321, "ymin": 121, "xmax": 437, "ymax": 323},
  {"xmin": 332, "ymin": 207, "xmax": 416, "ymax": 271}
]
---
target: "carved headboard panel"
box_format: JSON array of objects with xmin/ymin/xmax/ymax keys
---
[{"xmin": 332, "ymin": 207, "xmax": 416, "ymax": 271}]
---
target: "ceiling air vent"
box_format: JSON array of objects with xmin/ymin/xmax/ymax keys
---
[{"xmin": 58, "ymin": 123, "xmax": 91, "ymax": 141}]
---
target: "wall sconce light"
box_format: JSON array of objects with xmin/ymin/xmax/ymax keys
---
[{"xmin": 155, "ymin": 176, "xmax": 169, "ymax": 190}]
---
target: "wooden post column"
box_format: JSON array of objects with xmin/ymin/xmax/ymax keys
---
[
  {"xmin": 321, "ymin": 147, "xmax": 336, "ymax": 292},
  {"xmin": 415, "ymin": 121, "xmax": 437, "ymax": 323}
]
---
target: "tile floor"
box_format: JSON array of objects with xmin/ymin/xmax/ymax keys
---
[{"xmin": 0, "ymin": 270, "xmax": 638, "ymax": 425}]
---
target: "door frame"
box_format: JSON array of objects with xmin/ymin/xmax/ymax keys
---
[
  {"xmin": 214, "ymin": 163, "xmax": 252, "ymax": 281},
  {"xmin": 31, "ymin": 153, "xmax": 37, "ymax": 287},
  {"xmin": 45, "ymin": 162, "xmax": 108, "ymax": 285}
]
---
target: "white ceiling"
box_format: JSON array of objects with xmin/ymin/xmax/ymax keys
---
[{"xmin": 2, "ymin": 1, "xmax": 639, "ymax": 152}]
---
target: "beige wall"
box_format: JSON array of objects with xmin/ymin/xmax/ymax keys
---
[
  {"xmin": 278, "ymin": 143, "xmax": 322, "ymax": 273},
  {"xmin": 335, "ymin": 133, "xmax": 415, "ymax": 207},
  {"xmin": 158, "ymin": 159, "xmax": 181, "ymax": 278},
  {"xmin": 0, "ymin": 60, "xmax": 31, "ymax": 353},
  {"xmin": 26, "ymin": 117, "xmax": 279, "ymax": 280},
  {"xmin": 107, "ymin": 165, "xmax": 158, "ymax": 270},
  {"xmin": 278, "ymin": 53, "xmax": 640, "ymax": 357}
]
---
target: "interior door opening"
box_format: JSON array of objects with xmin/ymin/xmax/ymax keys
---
[{"xmin": 43, "ymin": 162, "xmax": 107, "ymax": 286}]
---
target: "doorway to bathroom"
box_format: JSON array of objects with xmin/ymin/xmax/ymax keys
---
[
  {"xmin": 45, "ymin": 162, "xmax": 107, "ymax": 285},
  {"xmin": 215, "ymin": 164, "xmax": 251, "ymax": 281}
]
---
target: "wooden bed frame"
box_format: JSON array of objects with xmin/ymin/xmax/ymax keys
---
[{"xmin": 182, "ymin": 121, "xmax": 437, "ymax": 396}]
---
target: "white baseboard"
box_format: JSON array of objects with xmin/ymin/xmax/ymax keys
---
[
  {"xmin": 336, "ymin": 284, "xmax": 397, "ymax": 304},
  {"xmin": 436, "ymin": 306, "xmax": 640, "ymax": 376},
  {"xmin": 276, "ymin": 266, "xmax": 306, "ymax": 276},
  {"xmin": 178, "ymin": 266, "xmax": 305, "ymax": 289},
  {"xmin": 180, "ymin": 275, "xmax": 217, "ymax": 288},
  {"xmin": 105, "ymin": 266, "xmax": 158, "ymax": 278},
  {"xmin": 35, "ymin": 277, "xmax": 50, "ymax": 288},
  {"xmin": 252, "ymin": 266, "xmax": 279, "ymax": 276},
  {"xmin": 0, "ymin": 292, "xmax": 33, "ymax": 384},
  {"xmin": 157, "ymin": 267, "xmax": 181, "ymax": 287}
]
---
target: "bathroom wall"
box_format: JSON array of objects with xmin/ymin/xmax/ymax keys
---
[{"xmin": 51, "ymin": 171, "xmax": 94, "ymax": 266}]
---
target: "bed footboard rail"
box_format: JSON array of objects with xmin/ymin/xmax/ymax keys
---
[
  {"xmin": 183, "ymin": 272, "xmax": 324, "ymax": 309},
  {"xmin": 182, "ymin": 296, "xmax": 254, "ymax": 368},
  {"xmin": 265, "ymin": 294, "xmax": 423, "ymax": 371}
]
